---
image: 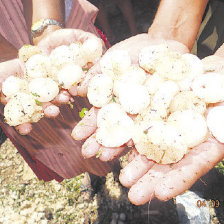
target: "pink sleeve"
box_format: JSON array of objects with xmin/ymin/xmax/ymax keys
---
[
  {"xmin": 0, "ymin": 0, "xmax": 30, "ymax": 49},
  {"xmin": 66, "ymin": 0, "xmax": 100, "ymax": 37}
]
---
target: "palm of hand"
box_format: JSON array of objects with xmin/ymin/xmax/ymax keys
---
[{"xmin": 74, "ymin": 34, "xmax": 224, "ymax": 205}]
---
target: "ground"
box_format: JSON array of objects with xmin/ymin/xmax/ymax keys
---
[{"xmin": 0, "ymin": 139, "xmax": 224, "ymax": 224}]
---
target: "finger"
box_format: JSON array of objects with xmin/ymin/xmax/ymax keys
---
[
  {"xmin": 68, "ymin": 85, "xmax": 78, "ymax": 96},
  {"xmin": 128, "ymin": 148, "xmax": 139, "ymax": 163},
  {"xmin": 77, "ymin": 63, "xmax": 101, "ymax": 97},
  {"xmin": 119, "ymin": 154, "xmax": 155, "ymax": 188},
  {"xmin": 128, "ymin": 164, "xmax": 171, "ymax": 205},
  {"xmin": 0, "ymin": 92, "xmax": 9, "ymax": 105},
  {"xmin": 126, "ymin": 139, "xmax": 134, "ymax": 148},
  {"xmin": 42, "ymin": 103, "xmax": 60, "ymax": 118},
  {"xmin": 51, "ymin": 90, "xmax": 70, "ymax": 105},
  {"xmin": 155, "ymin": 140, "xmax": 224, "ymax": 201},
  {"xmin": 82, "ymin": 134, "xmax": 101, "ymax": 159},
  {"xmin": 15, "ymin": 123, "xmax": 32, "ymax": 135},
  {"xmin": 98, "ymin": 146, "xmax": 125, "ymax": 162},
  {"xmin": 71, "ymin": 107, "xmax": 98, "ymax": 140}
]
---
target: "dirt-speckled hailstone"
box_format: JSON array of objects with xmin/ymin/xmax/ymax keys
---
[
  {"xmin": 29, "ymin": 78, "xmax": 59, "ymax": 102},
  {"xmin": 25, "ymin": 54, "xmax": 51, "ymax": 78},
  {"xmin": 2, "ymin": 76, "xmax": 28, "ymax": 97},
  {"xmin": 155, "ymin": 51, "xmax": 190, "ymax": 81},
  {"xmin": 191, "ymin": 73, "xmax": 224, "ymax": 103},
  {"xmin": 118, "ymin": 83, "xmax": 150, "ymax": 114},
  {"xmin": 207, "ymin": 106, "xmax": 224, "ymax": 143},
  {"xmin": 100, "ymin": 50, "xmax": 131, "ymax": 78},
  {"xmin": 170, "ymin": 91, "xmax": 206, "ymax": 114},
  {"xmin": 87, "ymin": 74, "xmax": 113, "ymax": 108},
  {"xmin": 50, "ymin": 45, "xmax": 74, "ymax": 69},
  {"xmin": 139, "ymin": 44, "xmax": 169, "ymax": 73},
  {"xmin": 168, "ymin": 110, "xmax": 208, "ymax": 148},
  {"xmin": 81, "ymin": 37, "xmax": 103, "ymax": 63},
  {"xmin": 4, "ymin": 92, "xmax": 42, "ymax": 126},
  {"xmin": 144, "ymin": 73, "xmax": 164, "ymax": 95},
  {"xmin": 18, "ymin": 45, "xmax": 41, "ymax": 62},
  {"xmin": 134, "ymin": 121, "xmax": 188, "ymax": 164},
  {"xmin": 69, "ymin": 42, "xmax": 86, "ymax": 66},
  {"xmin": 97, "ymin": 103, "xmax": 124, "ymax": 127},
  {"xmin": 57, "ymin": 63, "xmax": 84, "ymax": 89},
  {"xmin": 96, "ymin": 103, "xmax": 134, "ymax": 147},
  {"xmin": 151, "ymin": 81, "xmax": 179, "ymax": 110},
  {"xmin": 177, "ymin": 53, "xmax": 204, "ymax": 91}
]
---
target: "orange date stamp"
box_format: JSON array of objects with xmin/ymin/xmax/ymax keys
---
[{"xmin": 197, "ymin": 200, "xmax": 222, "ymax": 208}]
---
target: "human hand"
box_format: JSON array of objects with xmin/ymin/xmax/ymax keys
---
[
  {"xmin": 119, "ymin": 138, "xmax": 224, "ymax": 205},
  {"xmin": 0, "ymin": 29, "xmax": 103, "ymax": 135},
  {"xmin": 118, "ymin": 52, "xmax": 224, "ymax": 205},
  {"xmin": 0, "ymin": 58, "xmax": 61, "ymax": 135},
  {"xmin": 72, "ymin": 33, "xmax": 189, "ymax": 161}
]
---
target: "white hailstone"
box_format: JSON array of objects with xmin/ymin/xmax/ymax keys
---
[
  {"xmin": 144, "ymin": 73, "xmax": 164, "ymax": 95},
  {"xmin": 133, "ymin": 120, "xmax": 188, "ymax": 164},
  {"xmin": 57, "ymin": 63, "xmax": 84, "ymax": 89},
  {"xmin": 170, "ymin": 91, "xmax": 206, "ymax": 114},
  {"xmin": 168, "ymin": 110, "xmax": 208, "ymax": 148},
  {"xmin": 81, "ymin": 37, "xmax": 103, "ymax": 63},
  {"xmin": 29, "ymin": 78, "xmax": 59, "ymax": 102},
  {"xmin": 177, "ymin": 53, "xmax": 204, "ymax": 91},
  {"xmin": 25, "ymin": 54, "xmax": 51, "ymax": 79},
  {"xmin": 50, "ymin": 45, "xmax": 74, "ymax": 69},
  {"xmin": 100, "ymin": 50, "xmax": 131, "ymax": 78},
  {"xmin": 113, "ymin": 65, "xmax": 146, "ymax": 96},
  {"xmin": 69, "ymin": 42, "xmax": 87, "ymax": 67},
  {"xmin": 191, "ymin": 73, "xmax": 224, "ymax": 103},
  {"xmin": 18, "ymin": 45, "xmax": 42, "ymax": 62},
  {"xmin": 151, "ymin": 81, "xmax": 179, "ymax": 110},
  {"xmin": 2, "ymin": 76, "xmax": 28, "ymax": 97},
  {"xmin": 207, "ymin": 106, "xmax": 224, "ymax": 143},
  {"xmin": 118, "ymin": 83, "xmax": 151, "ymax": 114},
  {"xmin": 96, "ymin": 103, "xmax": 134, "ymax": 147},
  {"xmin": 202, "ymin": 55, "xmax": 224, "ymax": 74},
  {"xmin": 154, "ymin": 51, "xmax": 191, "ymax": 81},
  {"xmin": 87, "ymin": 74, "xmax": 113, "ymax": 108},
  {"xmin": 4, "ymin": 92, "xmax": 42, "ymax": 126},
  {"xmin": 139, "ymin": 44, "xmax": 169, "ymax": 73}
]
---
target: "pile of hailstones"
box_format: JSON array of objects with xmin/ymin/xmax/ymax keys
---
[
  {"xmin": 85, "ymin": 44, "xmax": 224, "ymax": 164},
  {"xmin": 2, "ymin": 36, "xmax": 103, "ymax": 127}
]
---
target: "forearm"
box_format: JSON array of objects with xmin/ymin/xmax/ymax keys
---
[
  {"xmin": 0, "ymin": 34, "xmax": 17, "ymax": 62},
  {"xmin": 149, "ymin": 0, "xmax": 208, "ymax": 50},
  {"xmin": 22, "ymin": 0, "xmax": 65, "ymax": 44}
]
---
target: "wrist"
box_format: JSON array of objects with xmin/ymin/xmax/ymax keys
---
[
  {"xmin": 148, "ymin": 24, "xmax": 191, "ymax": 51},
  {"xmin": 32, "ymin": 24, "xmax": 62, "ymax": 45}
]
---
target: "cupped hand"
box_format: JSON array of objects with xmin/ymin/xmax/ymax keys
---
[
  {"xmin": 0, "ymin": 28, "xmax": 101, "ymax": 135},
  {"xmin": 118, "ymin": 137, "xmax": 224, "ymax": 205},
  {"xmin": 119, "ymin": 52, "xmax": 224, "ymax": 205},
  {"xmin": 72, "ymin": 33, "xmax": 189, "ymax": 161},
  {"xmin": 0, "ymin": 58, "xmax": 61, "ymax": 135}
]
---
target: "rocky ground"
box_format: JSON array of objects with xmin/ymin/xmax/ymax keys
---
[{"xmin": 0, "ymin": 138, "xmax": 224, "ymax": 224}]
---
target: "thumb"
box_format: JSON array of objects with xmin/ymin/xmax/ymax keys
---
[{"xmin": 77, "ymin": 62, "xmax": 101, "ymax": 97}]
